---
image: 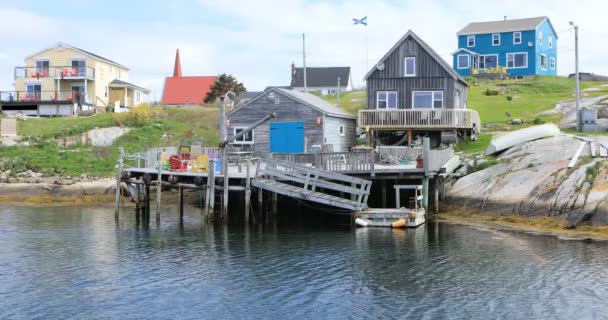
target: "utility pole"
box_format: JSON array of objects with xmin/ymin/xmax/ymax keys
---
[
  {"xmin": 570, "ymin": 21, "xmax": 580, "ymax": 131},
  {"xmin": 336, "ymin": 77, "xmax": 341, "ymax": 107},
  {"xmin": 303, "ymin": 33, "xmax": 307, "ymax": 92}
]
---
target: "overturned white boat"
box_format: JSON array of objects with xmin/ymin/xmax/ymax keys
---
[
  {"xmin": 485, "ymin": 124, "xmax": 561, "ymax": 155},
  {"xmin": 355, "ymin": 208, "xmax": 426, "ymax": 228}
]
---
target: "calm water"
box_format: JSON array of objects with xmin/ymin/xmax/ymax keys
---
[{"xmin": 1, "ymin": 205, "xmax": 608, "ymax": 319}]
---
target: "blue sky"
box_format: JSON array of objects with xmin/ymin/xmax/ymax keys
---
[{"xmin": 0, "ymin": 0, "xmax": 606, "ymax": 100}]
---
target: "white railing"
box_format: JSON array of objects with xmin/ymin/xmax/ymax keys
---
[{"xmin": 358, "ymin": 109, "xmax": 481, "ymax": 130}]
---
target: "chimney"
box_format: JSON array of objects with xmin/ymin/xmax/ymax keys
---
[
  {"xmin": 504, "ymin": 16, "xmax": 507, "ymax": 21},
  {"xmin": 173, "ymin": 48, "xmax": 182, "ymax": 78}
]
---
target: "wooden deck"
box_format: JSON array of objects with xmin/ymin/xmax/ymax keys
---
[{"xmin": 358, "ymin": 109, "xmax": 480, "ymax": 130}]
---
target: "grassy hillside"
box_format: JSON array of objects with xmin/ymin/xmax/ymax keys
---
[
  {"xmin": 314, "ymin": 91, "xmax": 366, "ymax": 115},
  {"xmin": 1, "ymin": 106, "xmax": 220, "ymax": 177},
  {"xmin": 467, "ymin": 76, "xmax": 608, "ymax": 125}
]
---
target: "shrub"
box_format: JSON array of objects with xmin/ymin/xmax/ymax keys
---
[
  {"xmin": 484, "ymin": 89, "xmax": 499, "ymax": 96},
  {"xmin": 506, "ymin": 95, "xmax": 513, "ymax": 101},
  {"xmin": 112, "ymin": 103, "xmax": 164, "ymax": 127},
  {"xmin": 532, "ymin": 117, "xmax": 545, "ymax": 125}
]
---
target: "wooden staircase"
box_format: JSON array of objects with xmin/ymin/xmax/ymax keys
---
[{"xmin": 252, "ymin": 158, "xmax": 372, "ymax": 211}]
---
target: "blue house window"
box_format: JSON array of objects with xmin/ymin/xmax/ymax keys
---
[
  {"xmin": 540, "ymin": 54, "xmax": 547, "ymax": 70},
  {"xmin": 550, "ymin": 57, "xmax": 556, "ymax": 69},
  {"xmin": 538, "ymin": 31, "xmax": 543, "ymax": 46},
  {"xmin": 492, "ymin": 34, "xmax": 500, "ymax": 46},
  {"xmin": 467, "ymin": 35, "xmax": 475, "ymax": 47},
  {"xmin": 507, "ymin": 53, "xmax": 528, "ymax": 69},
  {"xmin": 479, "ymin": 55, "xmax": 498, "ymax": 70},
  {"xmin": 457, "ymin": 54, "xmax": 470, "ymax": 69},
  {"xmin": 513, "ymin": 32, "xmax": 522, "ymax": 44},
  {"xmin": 548, "ymin": 36, "xmax": 553, "ymax": 48}
]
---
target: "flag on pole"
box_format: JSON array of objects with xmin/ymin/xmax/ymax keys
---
[{"xmin": 353, "ymin": 16, "xmax": 367, "ymax": 26}]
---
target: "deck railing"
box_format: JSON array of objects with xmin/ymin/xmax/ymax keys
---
[
  {"xmin": 0, "ymin": 90, "xmax": 89, "ymax": 103},
  {"xmin": 14, "ymin": 66, "xmax": 95, "ymax": 80},
  {"xmin": 358, "ymin": 109, "xmax": 481, "ymax": 130},
  {"xmin": 272, "ymin": 150, "xmax": 375, "ymax": 174}
]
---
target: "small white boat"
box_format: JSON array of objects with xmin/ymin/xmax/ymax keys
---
[
  {"xmin": 355, "ymin": 208, "xmax": 426, "ymax": 228},
  {"xmin": 485, "ymin": 124, "xmax": 561, "ymax": 155}
]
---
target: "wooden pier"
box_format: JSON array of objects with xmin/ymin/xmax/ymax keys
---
[{"xmin": 116, "ymin": 137, "xmax": 457, "ymax": 226}]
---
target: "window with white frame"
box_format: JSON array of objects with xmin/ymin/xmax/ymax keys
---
[
  {"xmin": 492, "ymin": 34, "xmax": 500, "ymax": 46},
  {"xmin": 540, "ymin": 54, "xmax": 547, "ymax": 70},
  {"xmin": 538, "ymin": 31, "xmax": 543, "ymax": 45},
  {"xmin": 404, "ymin": 57, "xmax": 416, "ymax": 76},
  {"xmin": 234, "ymin": 127, "xmax": 254, "ymax": 144},
  {"xmin": 507, "ymin": 53, "xmax": 528, "ymax": 68},
  {"xmin": 550, "ymin": 57, "xmax": 555, "ymax": 69},
  {"xmin": 548, "ymin": 36, "xmax": 553, "ymax": 48},
  {"xmin": 457, "ymin": 54, "xmax": 470, "ymax": 69},
  {"xmin": 412, "ymin": 91, "xmax": 443, "ymax": 109},
  {"xmin": 467, "ymin": 35, "xmax": 475, "ymax": 47},
  {"xmin": 513, "ymin": 32, "xmax": 522, "ymax": 44},
  {"xmin": 376, "ymin": 91, "xmax": 398, "ymax": 109},
  {"xmin": 479, "ymin": 55, "xmax": 498, "ymax": 70},
  {"xmin": 136, "ymin": 91, "xmax": 141, "ymax": 103},
  {"xmin": 339, "ymin": 125, "xmax": 345, "ymax": 136}
]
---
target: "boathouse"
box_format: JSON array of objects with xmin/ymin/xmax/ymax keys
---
[{"xmin": 226, "ymin": 88, "xmax": 356, "ymax": 155}]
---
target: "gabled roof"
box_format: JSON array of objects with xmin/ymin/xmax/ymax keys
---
[
  {"xmin": 291, "ymin": 67, "xmax": 350, "ymax": 88},
  {"xmin": 227, "ymin": 88, "xmax": 356, "ymax": 119},
  {"xmin": 25, "ymin": 42, "xmax": 129, "ymax": 70},
  {"xmin": 451, "ymin": 48, "xmax": 480, "ymax": 56},
  {"xmin": 109, "ymin": 79, "xmax": 150, "ymax": 94},
  {"xmin": 457, "ymin": 16, "xmax": 549, "ymax": 36},
  {"xmin": 161, "ymin": 76, "xmax": 217, "ymax": 105},
  {"xmin": 364, "ymin": 30, "xmax": 467, "ymax": 85}
]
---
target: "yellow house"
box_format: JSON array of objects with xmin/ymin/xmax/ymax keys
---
[{"xmin": 1, "ymin": 42, "xmax": 149, "ymax": 116}]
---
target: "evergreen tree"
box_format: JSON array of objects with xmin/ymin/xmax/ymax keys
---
[{"xmin": 204, "ymin": 73, "xmax": 246, "ymax": 104}]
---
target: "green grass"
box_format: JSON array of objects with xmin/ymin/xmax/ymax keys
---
[
  {"xmin": 18, "ymin": 113, "xmax": 115, "ymax": 139},
  {"xmin": 454, "ymin": 133, "xmax": 492, "ymax": 154},
  {"xmin": 468, "ymin": 76, "xmax": 608, "ymax": 126},
  {"xmin": 1, "ymin": 108, "xmax": 222, "ymax": 177},
  {"xmin": 315, "ymin": 91, "xmax": 366, "ymax": 115}
]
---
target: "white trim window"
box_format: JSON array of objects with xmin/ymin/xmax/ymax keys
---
[
  {"xmin": 376, "ymin": 91, "xmax": 398, "ymax": 109},
  {"xmin": 412, "ymin": 91, "xmax": 443, "ymax": 109},
  {"xmin": 540, "ymin": 54, "xmax": 547, "ymax": 70},
  {"xmin": 404, "ymin": 57, "xmax": 416, "ymax": 77},
  {"xmin": 550, "ymin": 57, "xmax": 556, "ymax": 69},
  {"xmin": 467, "ymin": 35, "xmax": 475, "ymax": 47},
  {"xmin": 457, "ymin": 54, "xmax": 470, "ymax": 69},
  {"xmin": 507, "ymin": 52, "xmax": 528, "ymax": 69},
  {"xmin": 548, "ymin": 36, "xmax": 553, "ymax": 48},
  {"xmin": 492, "ymin": 33, "xmax": 500, "ymax": 46},
  {"xmin": 233, "ymin": 127, "xmax": 254, "ymax": 144},
  {"xmin": 479, "ymin": 54, "xmax": 498, "ymax": 70},
  {"xmin": 538, "ymin": 31, "xmax": 543, "ymax": 46},
  {"xmin": 339, "ymin": 125, "xmax": 345, "ymax": 137},
  {"xmin": 513, "ymin": 32, "xmax": 522, "ymax": 44}
]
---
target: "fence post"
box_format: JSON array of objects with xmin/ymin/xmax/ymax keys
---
[{"xmin": 369, "ymin": 149, "xmax": 375, "ymax": 177}]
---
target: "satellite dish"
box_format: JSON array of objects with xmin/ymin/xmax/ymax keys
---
[
  {"xmin": 528, "ymin": 41, "xmax": 533, "ymax": 47},
  {"xmin": 376, "ymin": 62, "xmax": 385, "ymax": 71}
]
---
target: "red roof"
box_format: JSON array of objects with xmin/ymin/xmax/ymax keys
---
[{"xmin": 161, "ymin": 76, "xmax": 217, "ymax": 105}]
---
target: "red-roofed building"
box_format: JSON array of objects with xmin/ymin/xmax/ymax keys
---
[{"xmin": 161, "ymin": 49, "xmax": 217, "ymax": 105}]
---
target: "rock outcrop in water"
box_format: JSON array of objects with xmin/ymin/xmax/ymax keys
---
[{"xmin": 448, "ymin": 135, "xmax": 608, "ymax": 226}]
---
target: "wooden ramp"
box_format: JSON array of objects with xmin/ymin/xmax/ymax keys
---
[{"xmin": 252, "ymin": 158, "xmax": 372, "ymax": 212}]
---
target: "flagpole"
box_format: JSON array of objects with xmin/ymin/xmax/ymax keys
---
[{"xmin": 303, "ymin": 33, "xmax": 307, "ymax": 92}]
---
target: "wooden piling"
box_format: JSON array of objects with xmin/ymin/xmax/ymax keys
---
[
  {"xmin": 245, "ymin": 157, "xmax": 251, "ymax": 225},
  {"xmin": 271, "ymin": 192, "xmax": 278, "ymax": 216},
  {"xmin": 145, "ymin": 182, "xmax": 151, "ymax": 225},
  {"xmin": 205, "ymin": 159, "xmax": 216, "ymax": 220},
  {"xmin": 179, "ymin": 186, "xmax": 184, "ymax": 220},
  {"xmin": 114, "ymin": 147, "xmax": 124, "ymax": 220},
  {"xmin": 422, "ymin": 137, "xmax": 430, "ymax": 211},
  {"xmin": 222, "ymin": 156, "xmax": 229, "ymax": 221},
  {"xmin": 156, "ymin": 153, "xmax": 162, "ymax": 225}
]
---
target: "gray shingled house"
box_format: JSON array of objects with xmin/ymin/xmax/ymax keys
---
[
  {"xmin": 226, "ymin": 88, "xmax": 356, "ymax": 155},
  {"xmin": 290, "ymin": 64, "xmax": 351, "ymax": 95}
]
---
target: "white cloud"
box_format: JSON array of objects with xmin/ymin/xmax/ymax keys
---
[{"xmin": 0, "ymin": 1, "xmax": 607, "ymax": 98}]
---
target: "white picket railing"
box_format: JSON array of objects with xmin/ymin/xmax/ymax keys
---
[{"xmin": 358, "ymin": 109, "xmax": 481, "ymax": 130}]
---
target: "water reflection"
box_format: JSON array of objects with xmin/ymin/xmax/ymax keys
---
[{"xmin": 0, "ymin": 205, "xmax": 607, "ymax": 319}]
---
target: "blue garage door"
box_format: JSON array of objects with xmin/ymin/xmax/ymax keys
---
[{"xmin": 269, "ymin": 122, "xmax": 305, "ymax": 153}]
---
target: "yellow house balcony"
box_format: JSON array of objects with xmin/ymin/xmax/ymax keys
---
[
  {"xmin": 358, "ymin": 109, "xmax": 481, "ymax": 131},
  {"xmin": 14, "ymin": 66, "xmax": 95, "ymax": 81}
]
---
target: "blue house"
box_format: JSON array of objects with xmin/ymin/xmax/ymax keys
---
[{"xmin": 452, "ymin": 16, "xmax": 557, "ymax": 78}]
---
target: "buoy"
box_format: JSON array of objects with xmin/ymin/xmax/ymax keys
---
[
  {"xmin": 392, "ymin": 219, "xmax": 406, "ymax": 228},
  {"xmin": 355, "ymin": 218, "xmax": 369, "ymax": 227}
]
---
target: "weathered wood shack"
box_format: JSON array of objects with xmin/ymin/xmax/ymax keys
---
[{"xmin": 226, "ymin": 88, "xmax": 356, "ymax": 155}]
